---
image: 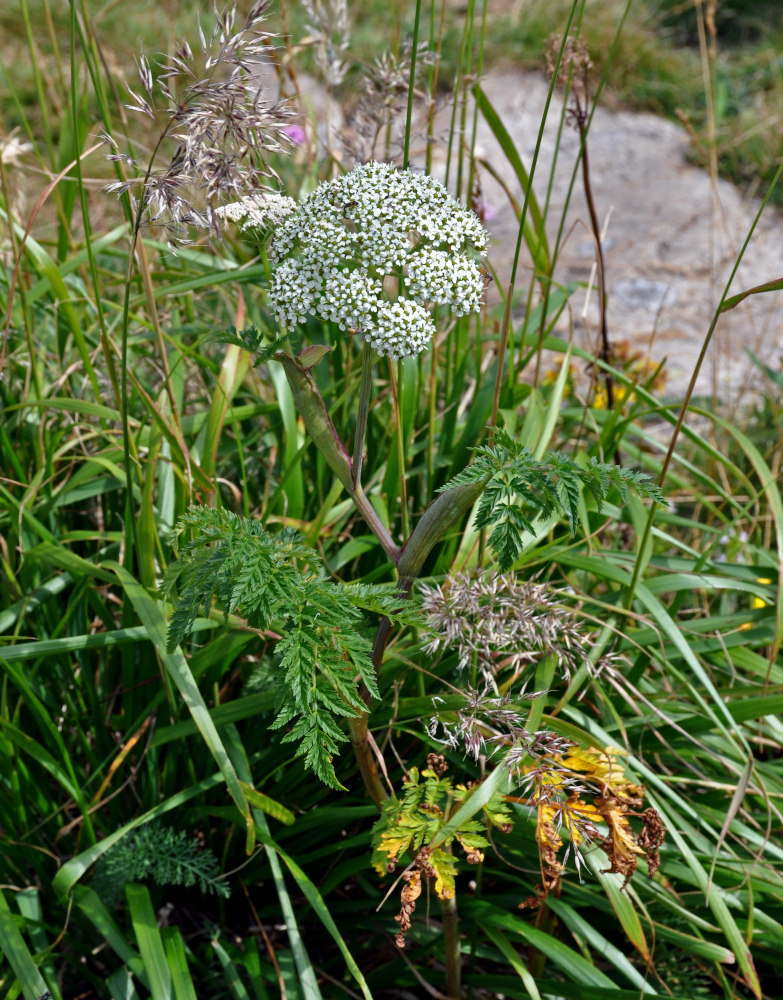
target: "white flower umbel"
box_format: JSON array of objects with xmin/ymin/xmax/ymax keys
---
[
  {"xmin": 267, "ymin": 161, "xmax": 489, "ymax": 360},
  {"xmin": 216, "ymin": 191, "xmax": 297, "ymax": 232}
]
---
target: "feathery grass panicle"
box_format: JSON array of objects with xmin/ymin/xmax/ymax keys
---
[
  {"xmin": 545, "ymin": 32, "xmax": 593, "ymax": 94},
  {"xmin": 421, "ymin": 569, "xmax": 602, "ymax": 684},
  {"xmin": 1, "ymin": 1, "xmax": 776, "ymax": 994},
  {"xmin": 104, "ymin": 2, "xmax": 294, "ymax": 241},
  {"xmin": 346, "ymin": 42, "xmax": 437, "ymax": 162},
  {"xmin": 428, "ymin": 684, "xmax": 579, "ymax": 772},
  {"xmin": 301, "ymin": 0, "xmax": 351, "ymax": 87}
]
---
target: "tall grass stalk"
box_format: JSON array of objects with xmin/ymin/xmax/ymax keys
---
[{"xmin": 489, "ymin": 15, "xmax": 580, "ymax": 430}]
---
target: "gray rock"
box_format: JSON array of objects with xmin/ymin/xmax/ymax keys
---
[
  {"xmin": 615, "ymin": 279, "xmax": 676, "ymax": 312},
  {"xmin": 435, "ymin": 70, "xmax": 783, "ymax": 405}
]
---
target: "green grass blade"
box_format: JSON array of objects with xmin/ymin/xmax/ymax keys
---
[
  {"xmin": 1, "ymin": 207, "xmax": 101, "ymax": 401},
  {"xmin": 14, "ymin": 891, "xmax": 58, "ymax": 999},
  {"xmin": 0, "ymin": 890, "xmax": 49, "ymax": 1000},
  {"xmin": 1, "ymin": 627, "xmax": 167, "ymax": 663},
  {"xmin": 582, "ymin": 854, "xmax": 650, "ymax": 965},
  {"xmin": 430, "ymin": 760, "xmax": 509, "ymax": 852},
  {"xmin": 53, "ymin": 774, "xmax": 225, "ymax": 896},
  {"xmin": 479, "ymin": 925, "xmax": 541, "ymax": 999},
  {"xmin": 211, "ymin": 939, "xmax": 253, "ymax": 1000},
  {"xmin": 704, "ymin": 408, "xmax": 783, "ymax": 660},
  {"xmin": 72, "ymin": 886, "xmax": 147, "ymax": 987},
  {"xmin": 24, "ymin": 225, "xmax": 128, "ymax": 302},
  {"xmin": 125, "ymin": 884, "xmax": 173, "ymax": 1000},
  {"xmin": 719, "ymin": 276, "xmax": 783, "ymax": 312},
  {"xmin": 472, "ymin": 84, "xmax": 550, "ymax": 277},
  {"xmin": 652, "ymin": 923, "xmax": 734, "ymax": 964},
  {"xmin": 150, "ymin": 690, "xmax": 275, "ymax": 746},
  {"xmin": 546, "ymin": 896, "xmax": 656, "ymax": 991},
  {"xmin": 162, "ymin": 927, "xmax": 198, "ymax": 1000},
  {"xmin": 0, "ymin": 718, "xmax": 81, "ymax": 804},
  {"xmin": 107, "ymin": 968, "xmax": 142, "ymax": 1000},
  {"xmin": 7, "ymin": 397, "xmax": 122, "ymax": 422},
  {"xmin": 267, "ymin": 360, "xmax": 305, "ymax": 519},
  {"xmin": 464, "ymin": 899, "xmax": 617, "ymax": 987},
  {"xmin": 108, "ymin": 561, "xmax": 254, "ymax": 852},
  {"xmin": 518, "ymin": 985, "xmax": 663, "ymax": 1000},
  {"xmin": 525, "ymin": 654, "xmax": 557, "ymax": 733},
  {"xmin": 649, "ymin": 792, "xmax": 761, "ymax": 998},
  {"xmin": 222, "ymin": 727, "xmax": 334, "ymax": 1000},
  {"xmin": 199, "ymin": 344, "xmax": 251, "ymax": 481},
  {"xmin": 240, "ymin": 783, "xmax": 296, "ymax": 826},
  {"xmin": 533, "ymin": 346, "xmax": 574, "ymax": 457},
  {"xmin": 237, "ymin": 941, "xmax": 272, "ymax": 1000}
]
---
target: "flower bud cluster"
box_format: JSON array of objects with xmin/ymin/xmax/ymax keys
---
[{"xmin": 267, "ymin": 161, "xmax": 488, "ymax": 360}]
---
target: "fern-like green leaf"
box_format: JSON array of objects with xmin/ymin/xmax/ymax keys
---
[
  {"xmin": 279, "ymin": 711, "xmax": 349, "ymax": 790},
  {"xmin": 342, "ymin": 582, "xmax": 424, "ymax": 628},
  {"xmin": 91, "ymin": 822, "xmax": 229, "ymax": 906},
  {"xmin": 212, "ymin": 324, "xmax": 289, "ymax": 365},
  {"xmin": 165, "ymin": 506, "xmax": 412, "ymax": 787},
  {"xmin": 439, "ymin": 434, "xmax": 664, "ymax": 570}
]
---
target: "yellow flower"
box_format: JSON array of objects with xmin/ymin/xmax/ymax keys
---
[
  {"xmin": 739, "ymin": 577, "xmax": 773, "ymax": 629},
  {"xmin": 752, "ymin": 577, "xmax": 772, "ymax": 610},
  {"xmin": 592, "ymin": 384, "xmax": 629, "ymax": 410},
  {"xmin": 542, "ymin": 359, "xmax": 576, "ymax": 396}
]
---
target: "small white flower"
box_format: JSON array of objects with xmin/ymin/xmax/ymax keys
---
[
  {"xmin": 268, "ymin": 161, "xmax": 489, "ymax": 359},
  {"xmin": 370, "ymin": 299, "xmax": 436, "ymax": 360},
  {"xmin": 215, "ymin": 191, "xmax": 297, "ymax": 231}
]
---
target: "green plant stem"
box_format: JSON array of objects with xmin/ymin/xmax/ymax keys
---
[
  {"xmin": 348, "ymin": 604, "xmax": 396, "ymax": 809},
  {"xmin": 425, "ymin": 0, "xmax": 448, "ymax": 176},
  {"xmin": 350, "ymin": 484, "xmax": 400, "ymax": 565},
  {"xmin": 456, "ymin": 0, "xmax": 476, "ymax": 201},
  {"xmin": 489, "ymin": 21, "xmax": 578, "ymax": 431},
  {"xmin": 624, "ymin": 160, "xmax": 783, "ymax": 609},
  {"xmin": 574, "ymin": 85, "xmax": 616, "ymax": 421},
  {"xmin": 120, "ymin": 231, "xmax": 140, "ymax": 576},
  {"xmin": 465, "ymin": 0, "xmax": 488, "ymax": 213},
  {"xmin": 352, "ymin": 478, "xmax": 490, "ymax": 808},
  {"xmin": 389, "ymin": 359, "xmax": 410, "ymax": 539},
  {"xmin": 352, "ymin": 341, "xmax": 374, "ymax": 487},
  {"xmin": 347, "ymin": 714, "xmax": 387, "ymax": 809},
  {"xmin": 0, "ymin": 171, "xmax": 40, "ymax": 409},
  {"xmin": 70, "ymin": 1, "xmax": 118, "ymax": 410},
  {"xmin": 277, "ymin": 351, "xmax": 400, "ymax": 562},
  {"xmin": 426, "ymin": 337, "xmax": 439, "ymax": 498},
  {"xmin": 441, "ymin": 893, "xmax": 461, "ymax": 998},
  {"xmin": 353, "ymin": 479, "xmax": 489, "ymax": 808},
  {"xmin": 20, "ymin": 0, "xmax": 54, "ymax": 168},
  {"xmin": 403, "ymin": 0, "xmax": 423, "ymax": 169}
]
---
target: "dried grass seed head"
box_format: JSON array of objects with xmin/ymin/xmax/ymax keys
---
[
  {"xmin": 301, "ymin": 0, "xmax": 351, "ymax": 88},
  {"xmin": 106, "ymin": 2, "xmax": 294, "ymax": 241},
  {"xmin": 346, "ymin": 42, "xmax": 436, "ymax": 162},
  {"xmin": 429, "ymin": 681, "xmax": 577, "ymax": 767},
  {"xmin": 545, "ymin": 34, "xmax": 593, "ymax": 99},
  {"xmin": 421, "ymin": 569, "xmax": 594, "ymax": 684}
]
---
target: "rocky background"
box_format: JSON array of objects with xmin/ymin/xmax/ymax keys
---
[{"xmin": 450, "ymin": 71, "xmax": 783, "ymax": 406}]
